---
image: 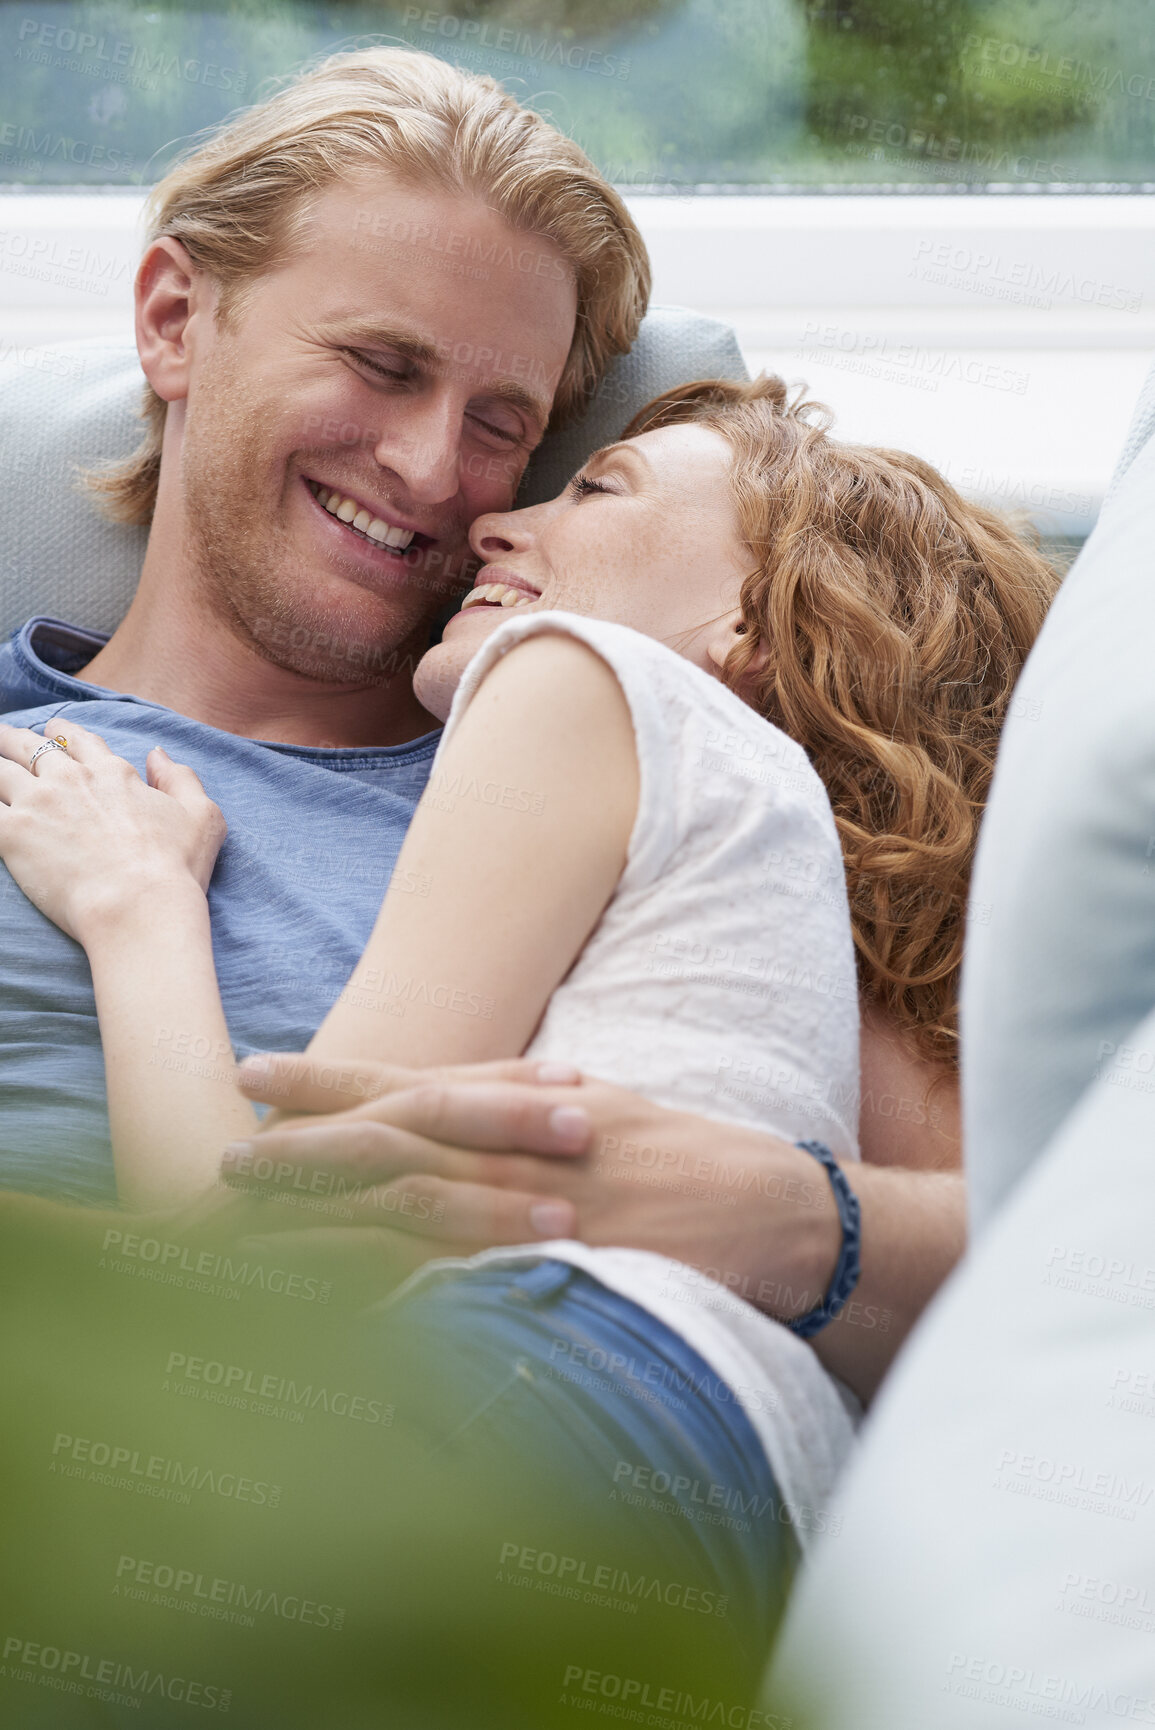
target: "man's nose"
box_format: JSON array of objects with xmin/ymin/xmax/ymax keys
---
[{"xmin": 372, "ymin": 396, "xmax": 461, "ymax": 507}]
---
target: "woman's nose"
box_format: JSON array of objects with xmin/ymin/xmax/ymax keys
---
[{"xmin": 468, "ymin": 508, "xmax": 535, "ymax": 561}]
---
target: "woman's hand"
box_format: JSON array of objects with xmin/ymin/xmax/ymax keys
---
[{"xmin": 0, "ymin": 720, "xmax": 226, "ymax": 944}]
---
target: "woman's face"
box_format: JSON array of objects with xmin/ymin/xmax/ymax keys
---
[{"xmin": 414, "ymin": 422, "xmax": 751, "ymax": 720}]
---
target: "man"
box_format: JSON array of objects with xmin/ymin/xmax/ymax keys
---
[
  {"xmin": 0, "ymin": 44, "xmax": 641, "ymax": 1198},
  {"xmin": 0, "ymin": 46, "xmax": 961, "ymax": 1413}
]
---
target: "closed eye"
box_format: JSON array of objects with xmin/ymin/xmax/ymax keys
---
[
  {"xmin": 569, "ymin": 473, "xmax": 616, "ymax": 499},
  {"xmin": 346, "ymin": 348, "xmax": 409, "ymax": 383},
  {"xmin": 466, "ymin": 408, "xmax": 524, "ymax": 446}
]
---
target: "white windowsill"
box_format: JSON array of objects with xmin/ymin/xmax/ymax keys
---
[{"xmin": 2, "ymin": 191, "xmax": 1152, "ymax": 530}]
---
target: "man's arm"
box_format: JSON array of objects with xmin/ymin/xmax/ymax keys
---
[
  {"xmin": 810, "ymin": 1159, "xmax": 964, "ymax": 1399},
  {"xmin": 229, "ymin": 1057, "xmax": 966, "ymax": 1404}
]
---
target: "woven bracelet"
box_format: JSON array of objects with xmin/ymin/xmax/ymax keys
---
[{"xmin": 786, "ymin": 1139, "xmax": 862, "ymax": 1340}]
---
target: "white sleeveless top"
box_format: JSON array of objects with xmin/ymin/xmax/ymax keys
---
[
  {"xmin": 443, "ymin": 612, "xmax": 860, "ymax": 1157},
  {"xmin": 417, "ymin": 613, "xmax": 863, "ymax": 1538}
]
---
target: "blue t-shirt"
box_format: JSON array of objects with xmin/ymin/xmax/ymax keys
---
[{"xmin": 0, "ymin": 618, "xmax": 439, "ymax": 1206}]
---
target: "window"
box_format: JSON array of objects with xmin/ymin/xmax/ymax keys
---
[
  {"xmin": 2, "ymin": 0, "xmax": 1154, "ymax": 191},
  {"xmin": 2, "ymin": 1, "xmax": 1152, "ymax": 548}
]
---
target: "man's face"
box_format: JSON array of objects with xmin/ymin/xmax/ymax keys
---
[{"xmin": 175, "ymin": 173, "xmax": 577, "ymax": 683}]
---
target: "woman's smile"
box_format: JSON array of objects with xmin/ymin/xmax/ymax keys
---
[{"xmin": 460, "ymin": 567, "xmax": 542, "ymax": 612}]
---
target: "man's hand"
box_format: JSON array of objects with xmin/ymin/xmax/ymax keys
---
[
  {"xmin": 230, "ymin": 1051, "xmax": 838, "ymax": 1287},
  {"xmin": 231, "ymin": 1054, "xmax": 586, "ymax": 1244},
  {"xmin": 231, "ymin": 1052, "xmax": 965, "ymax": 1402}
]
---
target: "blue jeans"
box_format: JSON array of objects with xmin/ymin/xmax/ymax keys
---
[{"xmin": 381, "ymin": 1257, "xmax": 797, "ymax": 1674}]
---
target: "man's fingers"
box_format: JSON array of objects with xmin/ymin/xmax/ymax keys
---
[
  {"xmin": 223, "ymin": 1117, "xmax": 458, "ymax": 1187},
  {"xmin": 344, "ymin": 1080, "xmax": 593, "ymax": 1156},
  {"xmin": 236, "ymin": 1051, "xmax": 580, "ymax": 1113},
  {"xmin": 228, "ymin": 1082, "xmax": 593, "ymax": 1179},
  {"xmin": 236, "ymin": 1179, "xmax": 576, "ymax": 1268},
  {"xmin": 356, "ymin": 1175, "xmax": 577, "ymax": 1246},
  {"xmin": 222, "ymin": 1113, "xmax": 578, "ymax": 1198}
]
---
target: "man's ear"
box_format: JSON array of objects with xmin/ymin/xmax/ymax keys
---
[
  {"xmin": 705, "ymin": 608, "xmax": 770, "ymax": 681},
  {"xmin": 135, "ymin": 236, "xmax": 214, "ymax": 405}
]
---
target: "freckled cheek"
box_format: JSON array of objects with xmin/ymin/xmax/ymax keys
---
[{"xmin": 552, "ymin": 540, "xmax": 621, "ymax": 614}]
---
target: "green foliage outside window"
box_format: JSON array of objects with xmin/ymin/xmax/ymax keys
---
[{"xmin": 0, "ymin": 0, "xmax": 1152, "ymax": 187}]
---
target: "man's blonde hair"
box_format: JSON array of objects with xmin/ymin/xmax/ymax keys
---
[{"xmin": 89, "ymin": 46, "xmax": 650, "ymax": 524}]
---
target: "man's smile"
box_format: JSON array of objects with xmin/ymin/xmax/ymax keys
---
[{"xmin": 303, "ymin": 476, "xmax": 437, "ymax": 561}]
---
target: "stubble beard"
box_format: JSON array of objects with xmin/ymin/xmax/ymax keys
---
[{"xmin": 180, "ymin": 367, "xmax": 444, "ymax": 688}]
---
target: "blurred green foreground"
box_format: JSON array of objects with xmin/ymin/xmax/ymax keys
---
[{"xmin": 0, "ymin": 1189, "xmax": 798, "ymax": 1729}]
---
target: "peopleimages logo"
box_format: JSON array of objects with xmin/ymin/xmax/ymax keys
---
[
  {"xmin": 0, "ymin": 124, "xmax": 134, "ymax": 172},
  {"xmin": 992, "ymin": 1447, "xmax": 1153, "ymax": 1523},
  {"xmin": 115, "ymin": 1555, "xmax": 345, "ymax": 1631},
  {"xmin": 14, "ymin": 18, "xmax": 247, "ymax": 92},
  {"xmin": 558, "ymin": 1664, "xmax": 789, "ymax": 1727},
  {"xmin": 163, "ymin": 1350, "xmax": 394, "ymax": 1427},
  {"xmin": 51, "ymin": 1431, "xmax": 282, "ymax": 1508},
  {"xmin": 403, "ymin": 7, "xmax": 631, "ymax": 79},
  {"xmin": 945, "ymin": 1653, "xmax": 1155, "ymax": 1723},
  {"xmin": 496, "ymin": 1540, "xmax": 729, "ymax": 1618},
  {"xmin": 99, "ymin": 1227, "xmax": 333, "ymax": 1304},
  {"xmin": 911, "ymin": 239, "xmax": 1141, "ymax": 313},
  {"xmin": 351, "ymin": 207, "xmax": 570, "ymax": 284},
  {"xmin": 1, "ymin": 1635, "xmax": 230, "ymax": 1713}
]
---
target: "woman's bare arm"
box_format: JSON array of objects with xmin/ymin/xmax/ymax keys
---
[
  {"xmin": 306, "ymin": 634, "xmax": 638, "ymax": 1069},
  {"xmin": 82, "ymin": 885, "xmax": 261, "ymax": 1208},
  {"xmin": 0, "ymin": 723, "xmax": 259, "ymax": 1211}
]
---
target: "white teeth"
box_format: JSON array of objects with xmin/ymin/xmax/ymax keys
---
[
  {"xmin": 312, "ymin": 483, "xmax": 415, "ymax": 550},
  {"xmin": 365, "ymin": 517, "xmax": 412, "ymax": 549},
  {"xmin": 461, "ymin": 582, "xmax": 537, "ymax": 611}
]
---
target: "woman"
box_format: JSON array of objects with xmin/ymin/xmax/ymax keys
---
[{"xmin": 0, "ymin": 375, "xmax": 1059, "ymax": 1662}]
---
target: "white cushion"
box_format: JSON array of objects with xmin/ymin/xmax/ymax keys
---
[
  {"xmin": 0, "ymin": 307, "xmax": 747, "ymax": 640},
  {"xmin": 1105, "ymin": 352, "xmax": 1155, "ymax": 505},
  {"xmin": 962, "ymin": 373, "xmax": 1155, "ymax": 1232},
  {"xmin": 772, "ymin": 1012, "xmax": 1155, "ymax": 1727}
]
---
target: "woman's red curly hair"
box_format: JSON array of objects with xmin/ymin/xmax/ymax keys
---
[{"xmin": 625, "ymin": 376, "xmax": 1061, "ymax": 1067}]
